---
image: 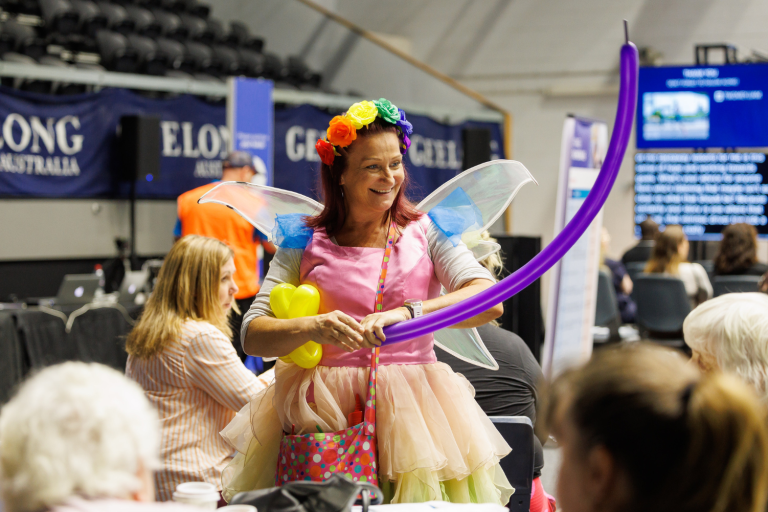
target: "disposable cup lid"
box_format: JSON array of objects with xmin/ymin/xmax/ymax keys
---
[{"xmin": 174, "ymin": 482, "xmax": 218, "ymax": 497}]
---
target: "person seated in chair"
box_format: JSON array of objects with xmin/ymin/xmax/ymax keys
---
[
  {"xmin": 0, "ymin": 362, "xmax": 198, "ymax": 512},
  {"xmin": 714, "ymin": 223, "xmax": 768, "ymax": 277},
  {"xmin": 435, "ymin": 232, "xmax": 555, "ymax": 512},
  {"xmin": 621, "ymin": 218, "xmax": 658, "ymax": 266},
  {"xmin": 645, "ymin": 225, "xmax": 712, "ymax": 308}
]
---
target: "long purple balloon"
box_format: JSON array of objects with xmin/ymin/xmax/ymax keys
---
[{"xmin": 381, "ymin": 41, "xmax": 639, "ymax": 345}]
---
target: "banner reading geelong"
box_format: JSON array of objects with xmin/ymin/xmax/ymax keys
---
[
  {"xmin": 0, "ymin": 88, "xmax": 504, "ymax": 200},
  {"xmin": 0, "ymin": 86, "xmax": 227, "ymax": 198}
]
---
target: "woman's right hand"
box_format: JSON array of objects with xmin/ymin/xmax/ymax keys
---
[{"xmin": 309, "ymin": 311, "xmax": 365, "ymax": 352}]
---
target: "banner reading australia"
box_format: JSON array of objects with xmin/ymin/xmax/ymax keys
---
[
  {"xmin": 0, "ymin": 88, "xmax": 504, "ymax": 200},
  {"xmin": 0, "ymin": 86, "xmax": 227, "ymax": 198}
]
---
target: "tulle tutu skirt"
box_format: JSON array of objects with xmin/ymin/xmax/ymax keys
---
[{"xmin": 220, "ymin": 360, "xmax": 514, "ymax": 505}]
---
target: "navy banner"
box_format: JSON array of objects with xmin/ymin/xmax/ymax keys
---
[
  {"xmin": 274, "ymin": 104, "xmax": 505, "ymax": 201},
  {"xmin": 0, "ymin": 87, "xmax": 504, "ymax": 200},
  {"xmin": 0, "ymin": 86, "xmax": 227, "ymax": 198}
]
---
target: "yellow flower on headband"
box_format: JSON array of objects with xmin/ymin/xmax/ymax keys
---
[{"xmin": 346, "ymin": 100, "xmax": 378, "ymax": 129}]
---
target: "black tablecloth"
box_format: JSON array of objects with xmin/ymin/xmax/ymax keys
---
[{"xmin": 0, "ymin": 304, "xmax": 140, "ymax": 405}]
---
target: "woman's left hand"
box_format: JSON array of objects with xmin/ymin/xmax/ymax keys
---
[{"xmin": 360, "ymin": 307, "xmax": 410, "ymax": 348}]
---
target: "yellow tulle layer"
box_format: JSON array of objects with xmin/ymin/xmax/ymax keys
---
[{"xmin": 220, "ymin": 360, "xmax": 514, "ymax": 505}]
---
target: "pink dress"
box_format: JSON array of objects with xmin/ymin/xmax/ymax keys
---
[{"xmin": 220, "ymin": 219, "xmax": 513, "ymax": 504}]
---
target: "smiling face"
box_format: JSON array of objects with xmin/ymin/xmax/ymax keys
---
[
  {"xmin": 339, "ymin": 131, "xmax": 404, "ymax": 220},
  {"xmin": 218, "ymin": 257, "xmax": 238, "ymax": 313}
]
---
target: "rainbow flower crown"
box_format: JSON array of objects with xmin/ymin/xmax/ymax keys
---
[{"xmin": 314, "ymin": 98, "xmax": 413, "ymax": 167}]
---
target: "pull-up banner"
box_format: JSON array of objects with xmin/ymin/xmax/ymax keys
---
[
  {"xmin": 0, "ymin": 87, "xmax": 504, "ymax": 200},
  {"xmin": 543, "ymin": 115, "xmax": 608, "ymax": 379}
]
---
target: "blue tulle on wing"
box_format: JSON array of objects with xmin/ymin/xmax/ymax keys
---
[
  {"xmin": 272, "ymin": 213, "xmax": 313, "ymax": 249},
  {"xmin": 426, "ymin": 187, "xmax": 483, "ymax": 246}
]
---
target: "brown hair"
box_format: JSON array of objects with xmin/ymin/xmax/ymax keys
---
[
  {"xmin": 126, "ymin": 235, "xmax": 235, "ymax": 358},
  {"xmin": 305, "ymin": 117, "xmax": 421, "ymax": 237},
  {"xmin": 715, "ymin": 223, "xmax": 758, "ymax": 275},
  {"xmin": 640, "ymin": 218, "xmax": 659, "ymax": 240},
  {"xmin": 645, "ymin": 224, "xmax": 686, "ymax": 274},
  {"xmin": 543, "ymin": 344, "xmax": 768, "ymax": 512}
]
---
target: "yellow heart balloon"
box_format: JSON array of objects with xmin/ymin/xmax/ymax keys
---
[{"xmin": 269, "ymin": 283, "xmax": 322, "ymax": 369}]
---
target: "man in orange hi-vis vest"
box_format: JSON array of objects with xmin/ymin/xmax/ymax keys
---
[{"xmin": 175, "ymin": 151, "xmax": 273, "ymax": 360}]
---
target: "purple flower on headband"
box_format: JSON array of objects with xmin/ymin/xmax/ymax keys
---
[
  {"xmin": 400, "ymin": 134, "xmax": 411, "ymax": 155},
  {"xmin": 396, "ymin": 109, "xmax": 413, "ymax": 137}
]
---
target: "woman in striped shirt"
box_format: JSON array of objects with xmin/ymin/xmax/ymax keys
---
[{"xmin": 126, "ymin": 235, "xmax": 272, "ymax": 501}]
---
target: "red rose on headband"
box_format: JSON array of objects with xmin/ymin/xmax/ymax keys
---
[
  {"xmin": 316, "ymin": 139, "xmax": 335, "ymax": 166},
  {"xmin": 326, "ymin": 115, "xmax": 357, "ymax": 147}
]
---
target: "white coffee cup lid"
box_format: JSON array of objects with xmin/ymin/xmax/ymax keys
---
[
  {"xmin": 222, "ymin": 506, "xmax": 257, "ymax": 512},
  {"xmin": 175, "ymin": 482, "xmax": 218, "ymax": 495}
]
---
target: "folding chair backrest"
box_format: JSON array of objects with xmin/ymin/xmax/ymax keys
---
[
  {"xmin": 634, "ymin": 274, "xmax": 691, "ymax": 333},
  {"xmin": 490, "ymin": 416, "xmax": 534, "ymax": 512},
  {"xmin": 713, "ymin": 275, "xmax": 760, "ymax": 296}
]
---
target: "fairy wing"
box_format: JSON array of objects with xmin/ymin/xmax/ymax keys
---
[
  {"xmin": 417, "ymin": 160, "xmax": 537, "ymax": 247},
  {"xmin": 198, "ymin": 182, "xmax": 323, "ymax": 241},
  {"xmin": 433, "ymin": 287, "xmax": 499, "ymax": 370}
]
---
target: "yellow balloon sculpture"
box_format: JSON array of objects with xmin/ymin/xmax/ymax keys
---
[{"xmin": 269, "ymin": 283, "xmax": 322, "ymax": 368}]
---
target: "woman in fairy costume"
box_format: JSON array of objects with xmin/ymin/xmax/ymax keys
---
[{"xmin": 219, "ymin": 99, "xmax": 515, "ymax": 505}]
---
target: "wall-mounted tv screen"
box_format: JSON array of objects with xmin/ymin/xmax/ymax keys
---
[
  {"xmin": 637, "ymin": 64, "xmax": 768, "ymax": 149},
  {"xmin": 634, "ymin": 152, "xmax": 768, "ymax": 240}
]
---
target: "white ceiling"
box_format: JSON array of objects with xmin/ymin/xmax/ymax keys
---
[{"xmin": 211, "ymin": 0, "xmax": 768, "ymax": 108}]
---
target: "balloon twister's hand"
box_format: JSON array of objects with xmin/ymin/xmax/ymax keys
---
[
  {"xmin": 309, "ymin": 311, "xmax": 365, "ymax": 353},
  {"xmin": 360, "ymin": 308, "xmax": 410, "ymax": 348}
]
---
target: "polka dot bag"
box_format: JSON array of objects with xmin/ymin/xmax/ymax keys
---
[
  {"xmin": 275, "ymin": 221, "xmax": 395, "ymax": 486},
  {"xmin": 275, "ymin": 348, "xmax": 379, "ymax": 485}
]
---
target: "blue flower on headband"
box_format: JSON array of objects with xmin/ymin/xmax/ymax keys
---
[{"xmin": 396, "ymin": 109, "xmax": 413, "ymax": 137}]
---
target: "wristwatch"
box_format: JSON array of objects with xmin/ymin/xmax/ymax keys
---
[{"xmin": 404, "ymin": 299, "xmax": 423, "ymax": 319}]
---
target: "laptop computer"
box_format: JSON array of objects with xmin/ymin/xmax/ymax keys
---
[
  {"xmin": 119, "ymin": 270, "xmax": 149, "ymax": 304},
  {"xmin": 55, "ymin": 274, "xmax": 101, "ymax": 306}
]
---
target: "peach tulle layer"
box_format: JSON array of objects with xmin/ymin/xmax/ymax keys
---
[{"xmin": 220, "ymin": 360, "xmax": 514, "ymax": 505}]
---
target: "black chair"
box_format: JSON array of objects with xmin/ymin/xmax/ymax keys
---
[
  {"xmin": 1, "ymin": 52, "xmax": 52, "ymax": 93},
  {"xmin": 69, "ymin": 307, "xmax": 130, "ymax": 370},
  {"xmin": 490, "ymin": 416, "xmax": 534, "ymax": 512},
  {"xmin": 40, "ymin": 0, "xmax": 80, "ymax": 35},
  {"xmin": 624, "ymin": 261, "xmax": 646, "ymax": 284},
  {"xmin": 125, "ymin": 5, "xmax": 161, "ymax": 38},
  {"xmin": 97, "ymin": 2, "xmax": 134, "ymax": 34},
  {"xmin": 633, "ymin": 274, "xmax": 691, "ymax": 348},
  {"xmin": 212, "ymin": 44, "xmax": 239, "ymax": 76},
  {"xmin": 127, "ymin": 34, "xmax": 166, "ymax": 75},
  {"xmin": 0, "ymin": 312, "xmax": 24, "ymax": 405},
  {"xmin": 237, "ymin": 47, "xmax": 265, "ymax": 77},
  {"xmin": 594, "ymin": 270, "xmax": 621, "ymax": 342},
  {"xmin": 96, "ymin": 29, "xmax": 138, "ymax": 72},
  {"xmin": 151, "ymin": 9, "xmax": 187, "ymax": 40},
  {"xmin": 183, "ymin": 40, "xmax": 213, "ymax": 72},
  {"xmin": 226, "ymin": 20, "xmax": 262, "ymax": 52},
  {"xmin": 2, "ymin": 19, "xmax": 47, "ymax": 59},
  {"xmin": 183, "ymin": 0, "xmax": 209, "ymax": 18},
  {"xmin": 16, "ymin": 310, "xmax": 79, "ymax": 369},
  {"xmin": 179, "ymin": 12, "xmax": 206, "ymax": 40},
  {"xmin": 713, "ymin": 275, "xmax": 761, "ymax": 296},
  {"xmin": 155, "ymin": 36, "xmax": 188, "ymax": 70},
  {"xmin": 262, "ymin": 52, "xmax": 284, "ymax": 81},
  {"xmin": 70, "ymin": 0, "xmax": 107, "ymax": 37},
  {"xmin": 39, "ymin": 55, "xmax": 86, "ymax": 94},
  {"xmin": 203, "ymin": 18, "xmax": 224, "ymax": 44}
]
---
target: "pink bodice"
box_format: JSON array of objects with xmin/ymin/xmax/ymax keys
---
[{"xmin": 299, "ymin": 217, "xmax": 442, "ymax": 367}]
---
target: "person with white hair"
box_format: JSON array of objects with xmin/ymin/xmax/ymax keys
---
[
  {"xmin": 0, "ymin": 362, "xmax": 195, "ymax": 512},
  {"xmin": 683, "ymin": 292, "xmax": 768, "ymax": 403}
]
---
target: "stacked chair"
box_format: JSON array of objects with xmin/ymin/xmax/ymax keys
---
[{"xmin": 0, "ymin": 0, "xmax": 324, "ymax": 93}]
